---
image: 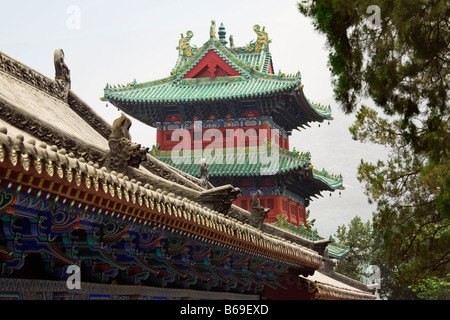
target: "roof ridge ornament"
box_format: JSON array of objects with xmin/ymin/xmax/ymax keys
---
[
  {"xmin": 218, "ymin": 23, "xmax": 227, "ymax": 46},
  {"xmin": 249, "ymin": 190, "xmax": 270, "ymax": 230},
  {"xmin": 199, "ymin": 158, "xmax": 212, "ymax": 189},
  {"xmin": 177, "ymin": 30, "xmax": 196, "ymax": 58},
  {"xmin": 105, "ymin": 114, "xmax": 149, "ymax": 174},
  {"xmin": 54, "ymin": 48, "xmax": 71, "ymax": 102},
  {"xmin": 209, "ymin": 20, "xmax": 216, "ymax": 40},
  {"xmin": 229, "ymin": 34, "xmax": 235, "ymax": 48},
  {"xmin": 244, "ymin": 25, "xmax": 272, "ymax": 53}
]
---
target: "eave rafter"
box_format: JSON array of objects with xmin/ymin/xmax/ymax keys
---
[{"xmin": 0, "ymin": 129, "xmax": 324, "ymax": 291}]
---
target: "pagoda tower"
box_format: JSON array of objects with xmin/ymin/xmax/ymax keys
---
[{"xmin": 103, "ymin": 21, "xmax": 344, "ymax": 228}]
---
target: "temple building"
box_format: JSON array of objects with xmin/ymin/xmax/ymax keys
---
[
  {"xmin": 103, "ymin": 22, "xmax": 344, "ymax": 232},
  {"xmin": 0, "ymin": 22, "xmax": 375, "ymax": 300}
]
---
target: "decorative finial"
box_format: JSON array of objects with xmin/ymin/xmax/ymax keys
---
[
  {"xmin": 246, "ymin": 24, "xmax": 272, "ymax": 53},
  {"xmin": 249, "ymin": 190, "xmax": 270, "ymax": 230},
  {"xmin": 177, "ymin": 30, "xmax": 195, "ymax": 57},
  {"xmin": 54, "ymin": 48, "xmax": 71, "ymax": 101},
  {"xmin": 210, "ymin": 20, "xmax": 216, "ymax": 39},
  {"xmin": 229, "ymin": 34, "xmax": 235, "ymax": 48},
  {"xmin": 105, "ymin": 114, "xmax": 149, "ymax": 173},
  {"xmin": 218, "ymin": 23, "xmax": 227, "ymax": 45}
]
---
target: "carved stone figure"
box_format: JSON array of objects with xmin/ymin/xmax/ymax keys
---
[
  {"xmin": 54, "ymin": 49, "xmax": 71, "ymax": 101},
  {"xmin": 195, "ymin": 157, "xmax": 242, "ymax": 214},
  {"xmin": 249, "ymin": 190, "xmax": 270, "ymax": 230},
  {"xmin": 199, "ymin": 158, "xmax": 211, "ymax": 189},
  {"xmin": 105, "ymin": 114, "xmax": 149, "ymax": 173},
  {"xmin": 198, "ymin": 184, "xmax": 241, "ymax": 215}
]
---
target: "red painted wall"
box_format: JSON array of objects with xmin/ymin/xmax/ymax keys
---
[
  {"xmin": 235, "ymin": 195, "xmax": 306, "ymax": 227},
  {"xmin": 157, "ymin": 126, "xmax": 290, "ymax": 151},
  {"xmin": 157, "ymin": 124, "xmax": 290, "ymax": 151}
]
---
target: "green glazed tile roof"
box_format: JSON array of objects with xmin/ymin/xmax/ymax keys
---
[
  {"xmin": 311, "ymin": 169, "xmax": 345, "ymax": 190},
  {"xmin": 103, "ymin": 23, "xmax": 332, "ymax": 119},
  {"xmin": 154, "ymin": 147, "xmax": 311, "ymax": 176},
  {"xmin": 272, "ymin": 214, "xmax": 320, "ymax": 241},
  {"xmin": 234, "ymin": 52, "xmax": 272, "ymax": 73},
  {"xmin": 151, "ymin": 146, "xmax": 344, "ymax": 190},
  {"xmin": 271, "ymin": 215, "xmax": 350, "ymax": 258},
  {"xmin": 104, "ymin": 75, "xmax": 302, "ymax": 104},
  {"xmin": 326, "ymin": 242, "xmax": 351, "ymax": 259}
]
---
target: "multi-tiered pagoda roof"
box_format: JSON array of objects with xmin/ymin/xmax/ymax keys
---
[
  {"xmin": 103, "ymin": 22, "xmax": 332, "ymax": 132},
  {"xmin": 103, "ymin": 21, "xmax": 344, "ymax": 199},
  {"xmin": 152, "ymin": 147, "xmax": 344, "ymax": 199}
]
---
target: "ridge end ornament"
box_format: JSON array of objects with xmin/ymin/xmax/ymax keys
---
[
  {"xmin": 54, "ymin": 48, "xmax": 71, "ymax": 101},
  {"xmin": 249, "ymin": 190, "xmax": 270, "ymax": 230},
  {"xmin": 105, "ymin": 114, "xmax": 149, "ymax": 174},
  {"xmin": 177, "ymin": 30, "xmax": 195, "ymax": 57}
]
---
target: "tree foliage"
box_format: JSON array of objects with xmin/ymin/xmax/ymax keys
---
[
  {"xmin": 411, "ymin": 274, "xmax": 450, "ymax": 300},
  {"xmin": 298, "ymin": 0, "xmax": 449, "ymax": 162},
  {"xmin": 334, "ymin": 216, "xmax": 373, "ymax": 280},
  {"xmin": 335, "ymin": 215, "xmax": 429, "ymax": 299},
  {"xmin": 298, "ymin": 0, "xmax": 449, "ymax": 293},
  {"xmin": 350, "ymin": 107, "xmax": 450, "ymax": 288}
]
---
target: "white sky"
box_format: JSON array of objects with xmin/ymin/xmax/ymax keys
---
[{"xmin": 0, "ymin": 0, "xmax": 388, "ymax": 237}]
